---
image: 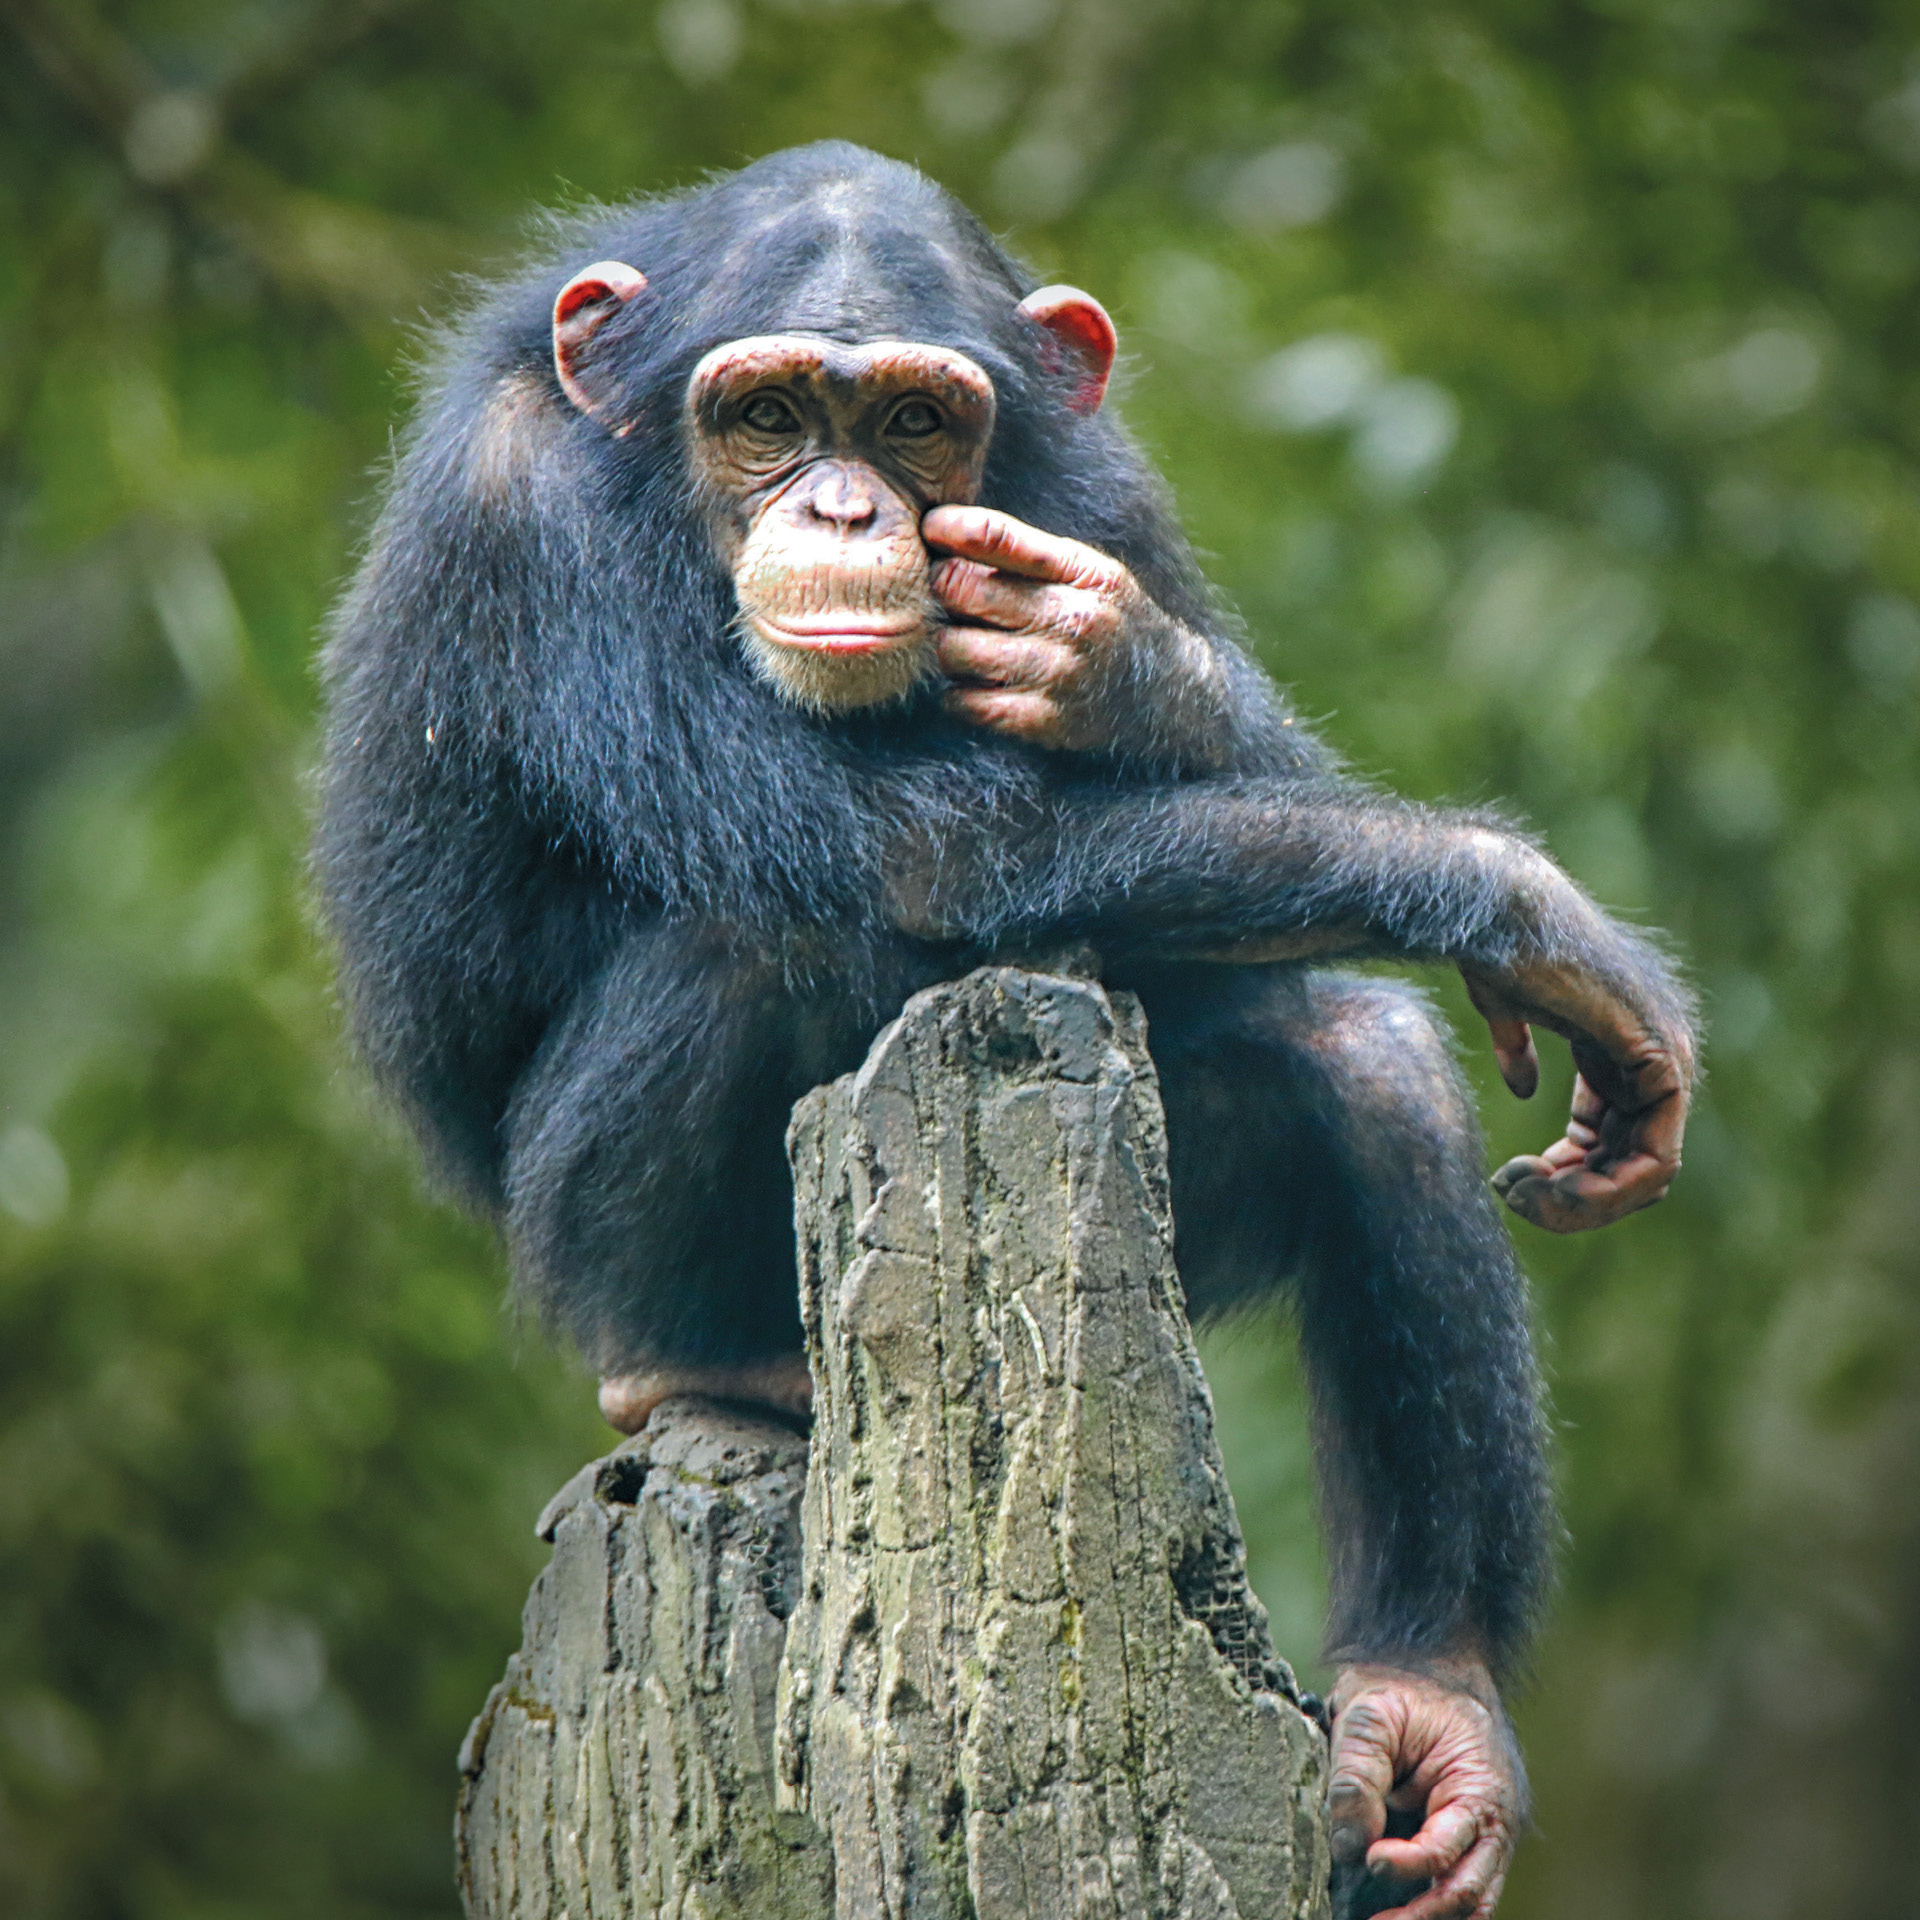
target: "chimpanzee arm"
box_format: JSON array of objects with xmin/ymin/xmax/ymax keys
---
[
  {"xmin": 960, "ymin": 780, "xmax": 1676, "ymax": 999},
  {"xmin": 314, "ymin": 686, "xmax": 620, "ymax": 1212},
  {"xmin": 922, "ymin": 777, "xmax": 1697, "ymax": 1231}
]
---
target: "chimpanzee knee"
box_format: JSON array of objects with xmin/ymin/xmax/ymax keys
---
[
  {"xmin": 1290, "ymin": 974, "xmax": 1494, "ymax": 1201},
  {"xmin": 1136, "ymin": 966, "xmax": 1497, "ymax": 1320}
]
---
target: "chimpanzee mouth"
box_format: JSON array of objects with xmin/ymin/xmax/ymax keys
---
[
  {"xmin": 756, "ymin": 614, "xmax": 926, "ymax": 654},
  {"xmin": 738, "ymin": 607, "xmax": 937, "ymax": 713}
]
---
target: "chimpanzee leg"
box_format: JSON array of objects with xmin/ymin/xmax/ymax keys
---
[
  {"xmin": 1132, "ymin": 964, "xmax": 1554, "ymax": 1681},
  {"xmin": 502, "ymin": 923, "xmax": 894, "ymax": 1413}
]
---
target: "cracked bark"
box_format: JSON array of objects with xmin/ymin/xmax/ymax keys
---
[{"xmin": 457, "ymin": 966, "xmax": 1331, "ymax": 1920}]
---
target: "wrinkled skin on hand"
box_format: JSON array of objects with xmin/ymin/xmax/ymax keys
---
[
  {"xmin": 924, "ymin": 503, "xmax": 1215, "ymax": 749},
  {"xmin": 1462, "ymin": 943, "xmax": 1695, "ymax": 1234},
  {"xmin": 1328, "ymin": 1661, "xmax": 1526, "ymax": 1920}
]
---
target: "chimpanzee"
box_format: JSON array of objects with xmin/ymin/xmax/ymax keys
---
[{"xmin": 316, "ymin": 143, "xmax": 1693, "ymax": 1920}]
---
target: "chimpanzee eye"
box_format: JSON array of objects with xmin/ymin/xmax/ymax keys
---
[
  {"xmin": 740, "ymin": 393, "xmax": 801, "ymax": 434},
  {"xmin": 888, "ymin": 399, "xmax": 943, "ymax": 439}
]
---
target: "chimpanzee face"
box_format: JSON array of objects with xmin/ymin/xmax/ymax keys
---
[
  {"xmin": 549, "ymin": 260, "xmax": 1113, "ymax": 714},
  {"xmin": 680, "ymin": 333, "xmax": 997, "ymax": 713}
]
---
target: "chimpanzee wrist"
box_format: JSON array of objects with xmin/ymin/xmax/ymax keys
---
[
  {"xmin": 1465, "ymin": 831, "xmax": 1697, "ymax": 1046},
  {"xmin": 1333, "ymin": 1652, "xmax": 1503, "ymax": 1717},
  {"xmin": 1430, "ymin": 821, "xmax": 1607, "ymax": 977},
  {"xmin": 1088, "ymin": 614, "xmax": 1245, "ymax": 773}
]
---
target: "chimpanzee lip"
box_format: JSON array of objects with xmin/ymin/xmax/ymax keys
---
[{"xmin": 758, "ymin": 614, "xmax": 923, "ymax": 653}]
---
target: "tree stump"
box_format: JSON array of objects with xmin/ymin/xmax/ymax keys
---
[
  {"xmin": 457, "ymin": 967, "xmax": 1331, "ymax": 1920},
  {"xmin": 453, "ymin": 1402, "xmax": 831, "ymax": 1919}
]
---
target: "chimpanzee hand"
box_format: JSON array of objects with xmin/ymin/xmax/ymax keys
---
[
  {"xmin": 924, "ymin": 504, "xmax": 1219, "ymax": 753},
  {"xmin": 1461, "ymin": 944, "xmax": 1694, "ymax": 1235},
  {"xmin": 1327, "ymin": 1661, "xmax": 1525, "ymax": 1920}
]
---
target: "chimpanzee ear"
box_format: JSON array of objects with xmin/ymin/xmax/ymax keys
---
[
  {"xmin": 1014, "ymin": 285, "xmax": 1117, "ymax": 415},
  {"xmin": 553, "ymin": 261, "xmax": 649, "ymax": 419}
]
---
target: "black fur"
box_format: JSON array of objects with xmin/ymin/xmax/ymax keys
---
[{"xmin": 317, "ymin": 143, "xmax": 1684, "ymax": 1682}]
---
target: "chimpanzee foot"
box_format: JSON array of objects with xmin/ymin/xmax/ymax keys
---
[{"xmin": 597, "ymin": 1354, "xmax": 814, "ymax": 1433}]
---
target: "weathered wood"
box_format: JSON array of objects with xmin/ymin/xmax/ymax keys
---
[
  {"xmin": 779, "ymin": 967, "xmax": 1329, "ymax": 1920},
  {"xmin": 454, "ymin": 1402, "xmax": 833, "ymax": 1919},
  {"xmin": 458, "ymin": 967, "xmax": 1330, "ymax": 1920}
]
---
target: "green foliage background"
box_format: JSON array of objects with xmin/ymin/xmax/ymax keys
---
[{"xmin": 2, "ymin": 2, "xmax": 1916, "ymax": 1914}]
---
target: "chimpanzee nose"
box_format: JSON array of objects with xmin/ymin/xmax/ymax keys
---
[{"xmin": 807, "ymin": 466, "xmax": 878, "ymax": 530}]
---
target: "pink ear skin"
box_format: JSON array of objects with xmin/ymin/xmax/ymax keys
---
[
  {"xmin": 1013, "ymin": 284, "xmax": 1118, "ymax": 415},
  {"xmin": 553, "ymin": 261, "xmax": 650, "ymax": 419}
]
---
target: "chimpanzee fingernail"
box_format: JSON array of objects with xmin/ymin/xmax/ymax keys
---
[{"xmin": 1367, "ymin": 1856, "xmax": 1394, "ymax": 1880}]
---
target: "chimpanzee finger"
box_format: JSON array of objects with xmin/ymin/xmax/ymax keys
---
[
  {"xmin": 1490, "ymin": 1022, "xmax": 1538, "ymax": 1099},
  {"xmin": 1494, "ymin": 1151, "xmax": 1665, "ymax": 1232},
  {"xmin": 930, "ymin": 556, "xmax": 1052, "ymax": 631},
  {"xmin": 1325, "ymin": 1708, "xmax": 1396, "ymax": 1867},
  {"xmin": 1578, "ymin": 1145, "xmax": 1674, "ymax": 1211},
  {"xmin": 1364, "ymin": 1800, "xmax": 1479, "ymax": 1884},
  {"xmin": 1556, "ymin": 1120, "xmax": 1600, "ymax": 1154},
  {"xmin": 1468, "ymin": 1857, "xmax": 1512, "ymax": 1920},
  {"xmin": 923, "ymin": 504, "xmax": 1118, "ymax": 588},
  {"xmin": 1572, "ymin": 1020, "xmax": 1692, "ymax": 1116},
  {"xmin": 1491, "ymin": 1156, "xmax": 1610, "ymax": 1230},
  {"xmin": 1568, "ymin": 1073, "xmax": 1607, "ymax": 1129},
  {"xmin": 1460, "ymin": 967, "xmax": 1538, "ymax": 1098},
  {"xmin": 1500, "ymin": 1079, "xmax": 1608, "ymax": 1191},
  {"xmin": 1630, "ymin": 1081, "xmax": 1687, "ymax": 1175},
  {"xmin": 1490, "ymin": 1153, "xmax": 1550, "ymax": 1200},
  {"xmin": 1379, "ymin": 1834, "xmax": 1507, "ymax": 1920},
  {"xmin": 942, "ymin": 684, "xmax": 1062, "ymax": 742},
  {"xmin": 936, "ymin": 627, "xmax": 1077, "ymax": 690}
]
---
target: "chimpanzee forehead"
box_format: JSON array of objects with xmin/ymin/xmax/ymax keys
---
[
  {"xmin": 656, "ymin": 158, "xmax": 1021, "ymax": 352},
  {"xmin": 688, "ymin": 225, "xmax": 1002, "ymax": 349}
]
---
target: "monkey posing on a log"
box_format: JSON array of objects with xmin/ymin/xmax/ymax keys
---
[{"xmin": 317, "ymin": 144, "xmax": 1694, "ymax": 1920}]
